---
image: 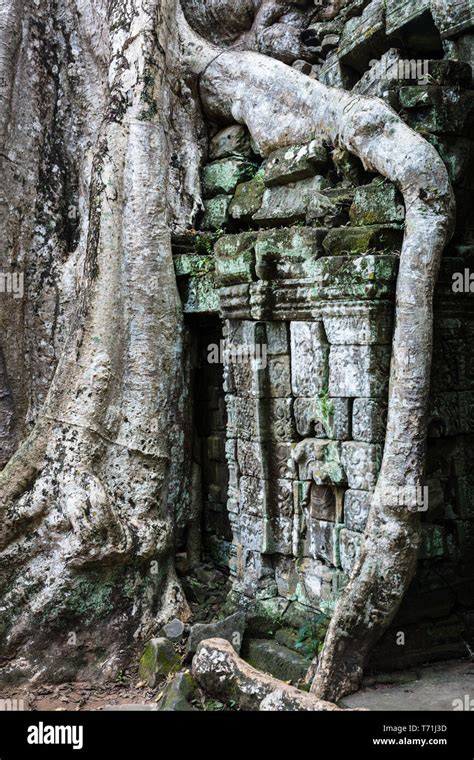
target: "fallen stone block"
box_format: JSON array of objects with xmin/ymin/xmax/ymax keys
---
[
  {"xmin": 158, "ymin": 672, "xmax": 197, "ymax": 711},
  {"xmin": 244, "ymin": 639, "xmax": 310, "ymax": 684},
  {"xmin": 160, "ymin": 618, "xmax": 185, "ymax": 642},
  {"xmin": 192, "ymin": 638, "xmax": 340, "ymax": 711},
  {"xmin": 242, "ymin": 597, "xmax": 289, "ymax": 638},
  {"xmin": 138, "ymin": 637, "xmax": 181, "ymax": 687},
  {"xmin": 186, "ymin": 611, "xmax": 246, "ymax": 658},
  {"xmin": 274, "ymin": 626, "xmax": 300, "ymax": 651}
]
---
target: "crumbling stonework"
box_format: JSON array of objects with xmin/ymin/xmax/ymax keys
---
[{"xmin": 173, "ymin": 0, "xmax": 474, "ymax": 671}]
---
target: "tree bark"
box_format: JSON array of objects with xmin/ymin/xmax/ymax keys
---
[{"xmin": 0, "ymin": 0, "xmax": 203, "ymax": 681}]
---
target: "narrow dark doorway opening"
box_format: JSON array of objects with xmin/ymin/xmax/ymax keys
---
[{"xmin": 185, "ymin": 314, "xmax": 231, "ymax": 573}]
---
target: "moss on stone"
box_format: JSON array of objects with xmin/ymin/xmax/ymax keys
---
[
  {"xmin": 178, "ymin": 272, "xmax": 220, "ymax": 313},
  {"xmin": 202, "ymin": 159, "xmax": 255, "ymax": 198},
  {"xmin": 173, "ymin": 253, "xmax": 214, "ymax": 278},
  {"xmin": 139, "ymin": 640, "xmax": 158, "ymax": 682},
  {"xmin": 201, "ymin": 195, "xmax": 232, "ymax": 231},
  {"xmin": 323, "ymin": 225, "xmax": 403, "ymax": 256},
  {"xmin": 138, "ymin": 637, "xmax": 181, "ymax": 686},
  {"xmin": 350, "ymin": 181, "xmax": 405, "ymax": 226},
  {"xmin": 313, "ymin": 254, "xmax": 399, "ymax": 300},
  {"xmin": 214, "ymin": 232, "xmax": 257, "ymax": 285},
  {"xmin": 229, "ymin": 177, "xmax": 265, "ymax": 221}
]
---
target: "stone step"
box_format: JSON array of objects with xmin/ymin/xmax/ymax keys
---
[{"xmin": 243, "ymin": 638, "xmax": 310, "ymax": 684}]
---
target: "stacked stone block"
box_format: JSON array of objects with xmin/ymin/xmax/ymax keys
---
[
  {"xmin": 174, "ymin": 123, "xmax": 405, "ymax": 614},
  {"xmin": 173, "ymin": 4, "xmax": 474, "ymax": 662}
]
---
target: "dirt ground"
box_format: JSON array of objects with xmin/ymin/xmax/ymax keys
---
[
  {"xmin": 1, "ymin": 658, "xmax": 473, "ymax": 711},
  {"xmin": 0, "ymin": 678, "xmax": 162, "ymax": 711}
]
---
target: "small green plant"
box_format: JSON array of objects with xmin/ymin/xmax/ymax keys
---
[
  {"xmin": 194, "ymin": 229, "xmax": 225, "ymax": 255},
  {"xmin": 204, "ymin": 698, "xmax": 226, "ymax": 711},
  {"xmin": 319, "ymin": 389, "xmax": 334, "ymax": 419},
  {"xmin": 253, "ymin": 167, "xmax": 265, "ymax": 182},
  {"xmin": 194, "ymin": 234, "xmax": 214, "ymax": 255},
  {"xmin": 295, "ymin": 612, "xmax": 330, "ymax": 659}
]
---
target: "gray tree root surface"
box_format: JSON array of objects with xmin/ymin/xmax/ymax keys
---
[{"xmin": 192, "ymin": 638, "xmax": 341, "ymax": 711}]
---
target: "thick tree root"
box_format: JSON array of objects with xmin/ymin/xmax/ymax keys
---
[{"xmin": 192, "ymin": 638, "xmax": 341, "ymax": 711}]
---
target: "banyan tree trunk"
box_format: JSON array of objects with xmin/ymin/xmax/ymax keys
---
[{"xmin": 0, "ymin": 0, "xmax": 200, "ymax": 681}]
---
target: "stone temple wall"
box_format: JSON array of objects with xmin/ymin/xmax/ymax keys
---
[{"xmin": 173, "ymin": 0, "xmax": 474, "ymax": 669}]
